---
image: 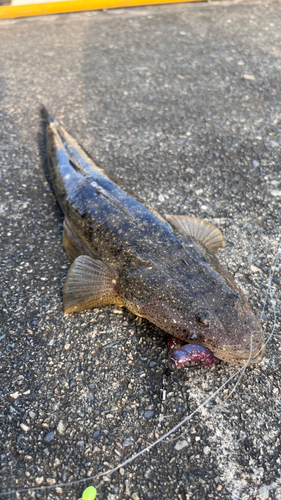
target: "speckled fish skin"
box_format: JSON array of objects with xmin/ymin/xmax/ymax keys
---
[{"xmin": 45, "ymin": 109, "xmax": 264, "ymax": 366}]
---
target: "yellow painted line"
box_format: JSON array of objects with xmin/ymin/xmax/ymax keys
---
[{"xmin": 0, "ymin": 0, "xmax": 205, "ymax": 20}]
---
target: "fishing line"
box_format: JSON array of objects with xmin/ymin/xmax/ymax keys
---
[
  {"xmin": 0, "ymin": 365, "xmax": 246, "ymax": 498},
  {"xmin": 163, "ymin": 240, "xmax": 281, "ymax": 443},
  {"xmin": 224, "ymin": 240, "xmax": 281, "ymax": 398},
  {"xmin": 1, "ymin": 241, "xmax": 280, "ymax": 499},
  {"xmin": 259, "ymin": 240, "xmax": 281, "ymax": 323},
  {"xmin": 216, "ymin": 337, "xmax": 252, "ymax": 405},
  {"xmin": 162, "ymin": 334, "xmax": 254, "ymax": 446},
  {"xmin": 252, "ymin": 240, "xmax": 281, "ymax": 360}
]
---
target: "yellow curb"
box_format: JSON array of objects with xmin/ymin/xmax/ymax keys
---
[{"xmin": 0, "ymin": 0, "xmax": 205, "ymax": 20}]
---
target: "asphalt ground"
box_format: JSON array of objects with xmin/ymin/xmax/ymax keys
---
[{"xmin": 0, "ymin": 1, "xmax": 281, "ymax": 498}]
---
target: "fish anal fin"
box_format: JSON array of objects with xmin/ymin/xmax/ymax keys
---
[
  {"xmin": 63, "ymin": 255, "xmax": 123, "ymax": 314},
  {"xmin": 63, "ymin": 218, "xmax": 93, "ymax": 262},
  {"xmin": 165, "ymin": 215, "xmax": 223, "ymax": 253}
]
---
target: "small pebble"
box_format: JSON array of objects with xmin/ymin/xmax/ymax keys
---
[
  {"xmin": 35, "ymin": 477, "xmax": 44, "ymax": 485},
  {"xmin": 125, "ymin": 479, "xmax": 131, "ymax": 496},
  {"xmin": 57, "ymin": 420, "xmax": 66, "ymax": 435},
  {"xmin": 144, "ymin": 410, "xmax": 154, "ymax": 419},
  {"xmin": 256, "ymin": 485, "xmax": 270, "ymax": 500},
  {"xmin": 46, "ymin": 478, "xmax": 56, "ymax": 485},
  {"xmin": 123, "ymin": 439, "xmax": 133, "ymax": 446},
  {"xmin": 242, "ymin": 74, "xmax": 255, "ymax": 80},
  {"xmin": 174, "ymin": 439, "xmax": 188, "ymax": 451},
  {"xmin": 20, "ymin": 423, "xmax": 30, "ymax": 432},
  {"xmin": 10, "ymin": 392, "xmax": 20, "ymax": 399},
  {"xmin": 131, "ymin": 493, "xmax": 140, "ymax": 500},
  {"xmin": 44, "ymin": 431, "xmax": 54, "ymax": 442},
  {"xmin": 251, "ymin": 265, "xmax": 261, "ymax": 273}
]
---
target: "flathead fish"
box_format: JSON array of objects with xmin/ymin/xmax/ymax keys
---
[{"xmin": 44, "ymin": 109, "xmax": 264, "ymax": 367}]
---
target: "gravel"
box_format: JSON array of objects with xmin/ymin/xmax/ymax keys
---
[{"xmin": 0, "ymin": 1, "xmax": 281, "ymax": 499}]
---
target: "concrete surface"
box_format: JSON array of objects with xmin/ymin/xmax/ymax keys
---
[{"xmin": 0, "ymin": 1, "xmax": 281, "ymax": 499}]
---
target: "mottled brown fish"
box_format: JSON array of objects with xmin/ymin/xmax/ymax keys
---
[{"xmin": 44, "ymin": 108, "xmax": 264, "ymax": 367}]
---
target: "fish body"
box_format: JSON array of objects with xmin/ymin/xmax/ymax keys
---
[{"xmin": 45, "ymin": 109, "xmax": 264, "ymax": 366}]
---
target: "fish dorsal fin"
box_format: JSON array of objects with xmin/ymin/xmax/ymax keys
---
[
  {"xmin": 63, "ymin": 256, "xmax": 123, "ymax": 314},
  {"xmin": 165, "ymin": 215, "xmax": 223, "ymax": 253}
]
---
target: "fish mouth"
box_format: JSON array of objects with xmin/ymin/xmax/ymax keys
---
[{"xmin": 217, "ymin": 345, "xmax": 265, "ymax": 365}]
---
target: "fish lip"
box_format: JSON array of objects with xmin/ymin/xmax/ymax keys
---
[{"xmin": 219, "ymin": 345, "xmax": 265, "ymax": 365}]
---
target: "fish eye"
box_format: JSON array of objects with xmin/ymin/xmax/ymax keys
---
[{"xmin": 195, "ymin": 310, "xmax": 212, "ymax": 327}]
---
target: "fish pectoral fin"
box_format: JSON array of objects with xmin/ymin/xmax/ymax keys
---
[
  {"xmin": 165, "ymin": 215, "xmax": 223, "ymax": 253},
  {"xmin": 63, "ymin": 217, "xmax": 93, "ymax": 262},
  {"xmin": 63, "ymin": 255, "xmax": 123, "ymax": 314}
]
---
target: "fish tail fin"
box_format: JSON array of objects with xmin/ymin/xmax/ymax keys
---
[
  {"xmin": 44, "ymin": 108, "xmax": 107, "ymax": 180},
  {"xmin": 41, "ymin": 105, "xmax": 57, "ymax": 129}
]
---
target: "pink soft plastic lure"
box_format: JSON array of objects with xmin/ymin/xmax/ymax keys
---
[{"xmin": 170, "ymin": 344, "xmax": 216, "ymax": 368}]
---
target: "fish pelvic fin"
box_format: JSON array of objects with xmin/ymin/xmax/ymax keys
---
[
  {"xmin": 63, "ymin": 256, "xmax": 123, "ymax": 314},
  {"xmin": 165, "ymin": 215, "xmax": 223, "ymax": 253}
]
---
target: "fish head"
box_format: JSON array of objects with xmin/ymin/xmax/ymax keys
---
[
  {"xmin": 182, "ymin": 289, "xmax": 265, "ymax": 365},
  {"xmin": 119, "ymin": 245, "xmax": 264, "ymax": 366}
]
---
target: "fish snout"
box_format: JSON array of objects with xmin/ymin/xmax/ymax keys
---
[{"xmin": 216, "ymin": 342, "xmax": 265, "ymax": 365}]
